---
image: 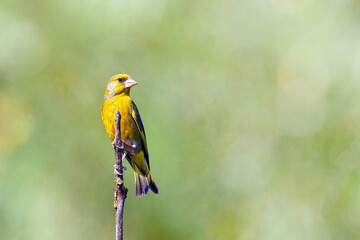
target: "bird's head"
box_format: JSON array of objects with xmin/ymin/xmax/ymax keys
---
[{"xmin": 104, "ymin": 74, "xmax": 138, "ymax": 99}]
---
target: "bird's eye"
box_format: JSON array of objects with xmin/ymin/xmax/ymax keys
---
[{"xmin": 117, "ymin": 78, "xmax": 123, "ymax": 82}]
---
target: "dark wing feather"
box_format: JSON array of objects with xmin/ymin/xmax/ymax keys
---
[{"xmin": 130, "ymin": 101, "xmax": 150, "ymax": 168}]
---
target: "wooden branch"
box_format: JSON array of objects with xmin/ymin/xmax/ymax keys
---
[{"xmin": 114, "ymin": 110, "xmax": 128, "ymax": 240}]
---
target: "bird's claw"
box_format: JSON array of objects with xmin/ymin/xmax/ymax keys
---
[
  {"xmin": 114, "ymin": 166, "xmax": 126, "ymax": 176},
  {"xmin": 123, "ymin": 142, "xmax": 137, "ymax": 155},
  {"xmin": 112, "ymin": 140, "xmax": 136, "ymax": 154},
  {"xmin": 111, "ymin": 139, "xmax": 124, "ymax": 149},
  {"xmin": 121, "ymin": 140, "xmax": 137, "ymax": 154},
  {"xmin": 114, "ymin": 168, "xmax": 121, "ymax": 176}
]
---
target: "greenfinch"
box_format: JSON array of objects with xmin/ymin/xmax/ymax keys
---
[{"xmin": 101, "ymin": 74, "xmax": 159, "ymax": 197}]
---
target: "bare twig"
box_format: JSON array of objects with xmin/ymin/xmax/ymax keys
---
[{"xmin": 114, "ymin": 110, "xmax": 128, "ymax": 240}]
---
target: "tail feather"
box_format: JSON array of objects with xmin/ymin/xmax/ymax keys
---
[
  {"xmin": 149, "ymin": 178, "xmax": 159, "ymax": 194},
  {"xmin": 134, "ymin": 172, "xmax": 159, "ymax": 197},
  {"xmin": 135, "ymin": 173, "xmax": 149, "ymax": 197}
]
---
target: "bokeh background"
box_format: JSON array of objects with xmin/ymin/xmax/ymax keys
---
[{"xmin": 1, "ymin": 0, "xmax": 360, "ymax": 239}]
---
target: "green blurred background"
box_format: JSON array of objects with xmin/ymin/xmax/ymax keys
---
[{"xmin": 1, "ymin": 0, "xmax": 360, "ymax": 239}]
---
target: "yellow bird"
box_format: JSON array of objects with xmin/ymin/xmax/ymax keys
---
[{"xmin": 101, "ymin": 74, "xmax": 159, "ymax": 197}]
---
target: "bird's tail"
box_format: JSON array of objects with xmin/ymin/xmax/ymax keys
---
[{"xmin": 134, "ymin": 172, "xmax": 159, "ymax": 197}]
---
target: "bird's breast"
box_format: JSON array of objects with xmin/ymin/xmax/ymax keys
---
[{"xmin": 101, "ymin": 96, "xmax": 139, "ymax": 143}]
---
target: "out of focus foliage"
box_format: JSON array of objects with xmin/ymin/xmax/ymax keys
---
[{"xmin": 1, "ymin": 0, "xmax": 360, "ymax": 239}]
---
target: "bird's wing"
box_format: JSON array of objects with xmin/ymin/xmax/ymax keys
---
[{"xmin": 130, "ymin": 101, "xmax": 150, "ymax": 168}]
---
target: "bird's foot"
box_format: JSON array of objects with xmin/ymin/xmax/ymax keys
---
[
  {"xmin": 121, "ymin": 152, "xmax": 127, "ymax": 163},
  {"xmin": 111, "ymin": 139, "xmax": 124, "ymax": 149},
  {"xmin": 121, "ymin": 140, "xmax": 137, "ymax": 155},
  {"xmin": 113, "ymin": 152, "xmax": 127, "ymax": 176},
  {"xmin": 114, "ymin": 168, "xmax": 122, "ymax": 176},
  {"xmin": 112, "ymin": 139, "xmax": 135, "ymax": 154},
  {"xmin": 114, "ymin": 166, "xmax": 127, "ymax": 176}
]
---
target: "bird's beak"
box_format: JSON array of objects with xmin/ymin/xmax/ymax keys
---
[{"xmin": 123, "ymin": 78, "xmax": 138, "ymax": 88}]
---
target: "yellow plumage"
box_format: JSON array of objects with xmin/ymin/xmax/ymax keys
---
[{"xmin": 101, "ymin": 74, "xmax": 158, "ymax": 197}]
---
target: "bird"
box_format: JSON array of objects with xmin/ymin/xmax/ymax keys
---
[{"xmin": 101, "ymin": 74, "xmax": 159, "ymax": 197}]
